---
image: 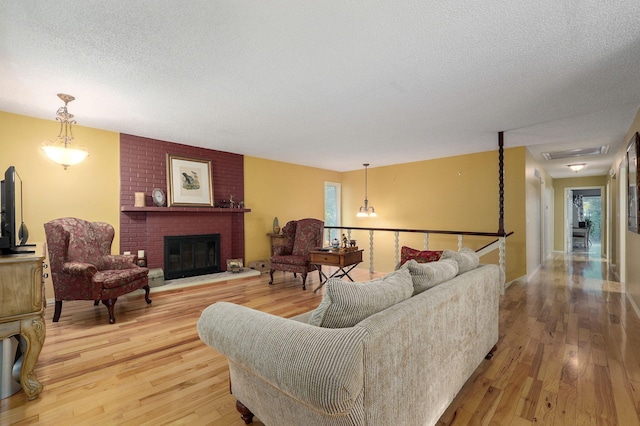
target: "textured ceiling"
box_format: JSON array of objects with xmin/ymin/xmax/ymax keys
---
[{"xmin": 1, "ymin": 1, "xmax": 640, "ymax": 177}]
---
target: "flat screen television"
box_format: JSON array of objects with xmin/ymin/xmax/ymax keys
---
[{"xmin": 1, "ymin": 166, "xmax": 32, "ymax": 254}]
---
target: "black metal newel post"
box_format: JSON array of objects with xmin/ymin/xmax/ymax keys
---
[{"xmin": 498, "ymin": 131, "xmax": 505, "ymax": 236}]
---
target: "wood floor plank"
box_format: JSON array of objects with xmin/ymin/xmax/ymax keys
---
[
  {"xmin": 488, "ymin": 361, "xmax": 529, "ymax": 424},
  {"xmin": 554, "ymin": 380, "xmax": 577, "ymax": 425},
  {"xmin": 2, "ymin": 252, "xmax": 640, "ymax": 425},
  {"xmin": 517, "ymin": 377, "xmax": 543, "ymax": 421},
  {"xmin": 533, "ymin": 389, "xmax": 558, "ymax": 425}
]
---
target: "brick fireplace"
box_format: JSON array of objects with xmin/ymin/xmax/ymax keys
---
[{"xmin": 119, "ymin": 134, "xmax": 249, "ymax": 272}]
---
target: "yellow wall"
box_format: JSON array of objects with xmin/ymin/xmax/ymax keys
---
[
  {"xmin": 552, "ymin": 175, "xmax": 608, "ymax": 252},
  {"xmin": 0, "ymin": 111, "xmax": 121, "ymax": 298},
  {"xmin": 610, "ymin": 170, "xmax": 619, "ymax": 273},
  {"xmin": 619, "ymin": 107, "xmax": 640, "ymax": 312},
  {"xmin": 243, "ymin": 156, "xmax": 342, "ymax": 262},
  {"xmin": 525, "ymin": 149, "xmax": 554, "ymax": 276},
  {"xmin": 337, "ymin": 147, "xmax": 527, "ymax": 281}
]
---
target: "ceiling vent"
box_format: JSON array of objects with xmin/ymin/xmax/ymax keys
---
[{"xmin": 541, "ymin": 145, "xmax": 609, "ymax": 161}]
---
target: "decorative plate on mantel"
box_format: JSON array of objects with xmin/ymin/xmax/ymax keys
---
[{"xmin": 152, "ymin": 188, "xmax": 166, "ymax": 207}]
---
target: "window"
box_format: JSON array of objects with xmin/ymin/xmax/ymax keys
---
[{"xmin": 324, "ymin": 182, "xmax": 341, "ymax": 244}]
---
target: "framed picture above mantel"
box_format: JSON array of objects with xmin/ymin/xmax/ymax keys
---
[
  {"xmin": 167, "ymin": 155, "xmax": 214, "ymax": 207},
  {"xmin": 627, "ymin": 132, "xmax": 640, "ymax": 233}
]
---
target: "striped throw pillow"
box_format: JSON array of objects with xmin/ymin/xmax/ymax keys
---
[
  {"xmin": 441, "ymin": 247, "xmax": 480, "ymax": 274},
  {"xmin": 403, "ymin": 258, "xmax": 459, "ymax": 294},
  {"xmin": 308, "ymin": 268, "xmax": 413, "ymax": 328}
]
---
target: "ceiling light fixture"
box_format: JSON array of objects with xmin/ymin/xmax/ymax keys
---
[
  {"xmin": 42, "ymin": 93, "xmax": 89, "ymax": 169},
  {"xmin": 568, "ymin": 163, "xmax": 586, "ymax": 172},
  {"xmin": 357, "ymin": 163, "xmax": 377, "ymax": 217}
]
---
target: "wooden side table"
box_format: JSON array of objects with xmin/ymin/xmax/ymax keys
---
[
  {"xmin": 309, "ymin": 249, "xmax": 364, "ymax": 293},
  {"xmin": 0, "ymin": 253, "xmax": 45, "ymax": 400},
  {"xmin": 267, "ymin": 233, "xmax": 287, "ymax": 256}
]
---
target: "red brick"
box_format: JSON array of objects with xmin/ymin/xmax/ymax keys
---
[{"xmin": 120, "ymin": 135, "xmax": 246, "ymax": 271}]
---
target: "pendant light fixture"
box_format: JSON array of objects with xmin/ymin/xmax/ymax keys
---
[
  {"xmin": 357, "ymin": 163, "xmax": 377, "ymax": 217},
  {"xmin": 42, "ymin": 93, "xmax": 89, "ymax": 169}
]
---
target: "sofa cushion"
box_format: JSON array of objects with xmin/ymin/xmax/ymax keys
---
[
  {"xmin": 403, "ymin": 258, "xmax": 459, "ymax": 294},
  {"xmin": 308, "ymin": 268, "xmax": 413, "ymax": 328},
  {"xmin": 92, "ymin": 268, "xmax": 148, "ymax": 289},
  {"xmin": 270, "ymin": 254, "xmax": 308, "ymax": 266},
  {"xmin": 399, "ymin": 246, "xmax": 443, "ymax": 266},
  {"xmin": 442, "ymin": 247, "xmax": 480, "ymax": 274}
]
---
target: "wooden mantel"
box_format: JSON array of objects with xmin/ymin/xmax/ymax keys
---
[{"xmin": 121, "ymin": 206, "xmax": 251, "ymax": 213}]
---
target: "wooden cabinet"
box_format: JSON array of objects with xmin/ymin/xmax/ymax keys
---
[{"xmin": 0, "ymin": 254, "xmax": 45, "ymax": 400}]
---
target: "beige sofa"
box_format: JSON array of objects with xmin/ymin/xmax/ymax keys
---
[{"xmin": 197, "ymin": 251, "xmax": 501, "ymax": 426}]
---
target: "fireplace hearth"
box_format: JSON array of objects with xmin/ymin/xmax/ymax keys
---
[{"xmin": 164, "ymin": 234, "xmax": 220, "ymax": 280}]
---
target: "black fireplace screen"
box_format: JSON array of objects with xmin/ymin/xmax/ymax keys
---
[{"xmin": 164, "ymin": 234, "xmax": 220, "ymax": 280}]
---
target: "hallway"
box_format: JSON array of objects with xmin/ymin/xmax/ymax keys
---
[{"xmin": 438, "ymin": 250, "xmax": 640, "ymax": 425}]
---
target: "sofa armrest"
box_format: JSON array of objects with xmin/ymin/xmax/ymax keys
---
[
  {"xmin": 289, "ymin": 311, "xmax": 312, "ymax": 323},
  {"xmin": 62, "ymin": 261, "xmax": 98, "ymax": 277},
  {"xmin": 197, "ymin": 302, "xmax": 368, "ymax": 414}
]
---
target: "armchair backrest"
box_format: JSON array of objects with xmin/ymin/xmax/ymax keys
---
[
  {"xmin": 279, "ymin": 220, "xmax": 297, "ymax": 255},
  {"xmin": 44, "ymin": 217, "xmax": 115, "ymax": 272},
  {"xmin": 291, "ymin": 218, "xmax": 324, "ymax": 257}
]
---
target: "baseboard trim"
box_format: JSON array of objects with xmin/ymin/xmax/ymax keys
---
[
  {"xmin": 627, "ymin": 292, "xmax": 640, "ymax": 321},
  {"xmin": 504, "ymin": 275, "xmax": 527, "ymax": 290},
  {"xmin": 609, "ymin": 264, "xmax": 620, "ymax": 282}
]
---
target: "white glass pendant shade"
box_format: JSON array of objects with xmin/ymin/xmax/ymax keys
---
[{"xmin": 42, "ymin": 143, "xmax": 89, "ymax": 169}]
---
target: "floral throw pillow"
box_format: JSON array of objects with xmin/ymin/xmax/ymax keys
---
[{"xmin": 399, "ymin": 246, "xmax": 443, "ymax": 267}]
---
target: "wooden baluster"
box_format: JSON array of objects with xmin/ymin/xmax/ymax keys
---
[
  {"xmin": 369, "ymin": 230, "xmax": 375, "ymax": 274},
  {"xmin": 394, "ymin": 231, "xmax": 400, "ymax": 266},
  {"xmin": 457, "ymin": 234, "xmax": 463, "ymax": 251}
]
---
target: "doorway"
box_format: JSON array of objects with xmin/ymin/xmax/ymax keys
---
[{"xmin": 566, "ymin": 187, "xmax": 603, "ymax": 254}]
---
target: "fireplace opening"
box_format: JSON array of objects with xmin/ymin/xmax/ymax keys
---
[{"xmin": 164, "ymin": 234, "xmax": 220, "ymax": 280}]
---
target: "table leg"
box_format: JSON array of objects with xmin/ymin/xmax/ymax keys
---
[
  {"xmin": 338, "ymin": 264, "xmax": 359, "ymax": 282},
  {"xmin": 313, "ymin": 263, "xmax": 362, "ymax": 292},
  {"xmin": 313, "ymin": 265, "xmax": 329, "ymax": 293}
]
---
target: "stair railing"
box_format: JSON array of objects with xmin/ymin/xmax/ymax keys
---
[{"xmin": 324, "ymin": 226, "xmax": 513, "ymax": 292}]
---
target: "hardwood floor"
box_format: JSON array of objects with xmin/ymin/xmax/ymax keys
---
[{"xmin": 1, "ymin": 253, "xmax": 639, "ymax": 425}]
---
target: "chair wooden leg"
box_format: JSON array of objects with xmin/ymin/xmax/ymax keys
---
[
  {"xmin": 236, "ymin": 400, "xmax": 254, "ymax": 424},
  {"xmin": 301, "ymin": 272, "xmax": 307, "ymax": 290},
  {"xmin": 101, "ymin": 298, "xmax": 118, "ymax": 324},
  {"xmin": 53, "ymin": 300, "xmax": 62, "ymax": 322},
  {"xmin": 143, "ymin": 285, "xmax": 152, "ymax": 304},
  {"xmin": 94, "ymin": 300, "xmax": 99, "ymax": 306},
  {"xmin": 269, "ymin": 269, "xmax": 275, "ymax": 285}
]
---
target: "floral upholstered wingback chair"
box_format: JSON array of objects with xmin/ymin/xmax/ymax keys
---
[
  {"xmin": 269, "ymin": 218, "xmax": 324, "ymax": 290},
  {"xmin": 44, "ymin": 217, "xmax": 151, "ymax": 324}
]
